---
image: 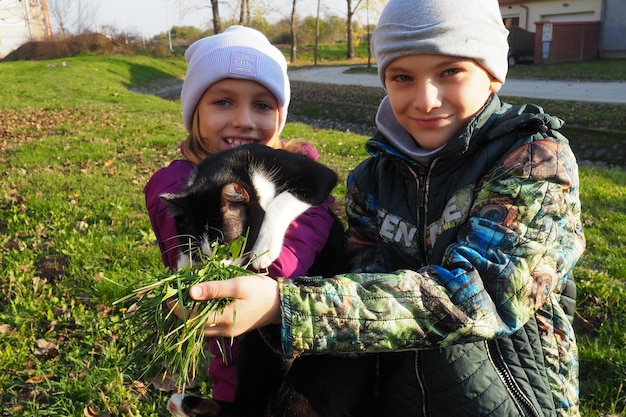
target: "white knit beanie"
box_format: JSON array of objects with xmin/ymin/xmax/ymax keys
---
[
  {"xmin": 372, "ymin": 0, "xmax": 510, "ymax": 86},
  {"xmin": 180, "ymin": 25, "xmax": 290, "ymax": 133}
]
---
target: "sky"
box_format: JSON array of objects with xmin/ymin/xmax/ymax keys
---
[{"xmin": 90, "ymin": 0, "xmax": 346, "ymax": 38}]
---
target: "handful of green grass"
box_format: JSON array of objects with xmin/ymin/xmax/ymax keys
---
[{"xmin": 115, "ymin": 236, "xmax": 251, "ymax": 390}]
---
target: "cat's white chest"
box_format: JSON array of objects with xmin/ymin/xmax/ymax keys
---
[{"xmin": 250, "ymin": 171, "xmax": 311, "ymax": 269}]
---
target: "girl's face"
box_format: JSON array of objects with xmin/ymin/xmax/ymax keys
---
[
  {"xmin": 384, "ymin": 54, "xmax": 502, "ymax": 151},
  {"xmin": 196, "ymin": 78, "xmax": 281, "ymax": 153}
]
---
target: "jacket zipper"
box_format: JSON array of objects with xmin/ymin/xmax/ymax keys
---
[
  {"xmin": 416, "ymin": 351, "xmax": 428, "ymax": 417},
  {"xmin": 487, "ymin": 340, "xmax": 541, "ymax": 417},
  {"xmin": 409, "ymin": 161, "xmax": 539, "ymax": 417},
  {"xmin": 403, "ymin": 161, "xmax": 429, "ymax": 264}
]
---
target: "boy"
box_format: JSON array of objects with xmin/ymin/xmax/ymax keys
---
[{"xmin": 184, "ymin": 2, "xmax": 585, "ymax": 416}]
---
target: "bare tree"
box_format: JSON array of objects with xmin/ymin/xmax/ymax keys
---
[
  {"xmin": 211, "ymin": 0, "xmax": 221, "ymax": 33},
  {"xmin": 345, "ymin": 0, "xmax": 362, "ymax": 59},
  {"xmin": 289, "ymin": 0, "xmax": 297, "ymax": 63},
  {"xmin": 48, "ymin": 0, "xmax": 100, "ymax": 36},
  {"xmin": 238, "ymin": 0, "xmax": 251, "ymax": 25},
  {"xmin": 75, "ymin": 0, "xmax": 99, "ymax": 33},
  {"xmin": 175, "ymin": 0, "xmax": 218, "ymax": 34},
  {"xmin": 48, "ymin": 0, "xmax": 71, "ymax": 36},
  {"xmin": 314, "ymin": 0, "xmax": 321, "ymax": 65}
]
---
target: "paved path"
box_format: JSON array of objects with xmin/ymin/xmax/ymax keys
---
[{"xmin": 288, "ymin": 66, "xmax": 626, "ymax": 104}]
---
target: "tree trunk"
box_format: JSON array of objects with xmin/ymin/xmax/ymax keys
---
[
  {"xmin": 314, "ymin": 0, "xmax": 321, "ymax": 65},
  {"xmin": 238, "ymin": 0, "xmax": 249, "ymax": 25},
  {"xmin": 290, "ymin": 0, "xmax": 297, "ymax": 63},
  {"xmin": 346, "ymin": 0, "xmax": 354, "ymax": 58},
  {"xmin": 211, "ymin": 0, "xmax": 221, "ymax": 34},
  {"xmin": 346, "ymin": 0, "xmax": 362, "ymax": 59}
]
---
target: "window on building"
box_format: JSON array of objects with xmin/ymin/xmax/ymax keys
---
[{"xmin": 503, "ymin": 17, "xmax": 520, "ymax": 28}]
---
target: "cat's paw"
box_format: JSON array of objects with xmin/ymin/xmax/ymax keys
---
[
  {"xmin": 251, "ymin": 252, "xmax": 276, "ymax": 270},
  {"xmin": 250, "ymin": 236, "xmax": 282, "ymax": 270},
  {"xmin": 167, "ymin": 393, "xmax": 220, "ymax": 417}
]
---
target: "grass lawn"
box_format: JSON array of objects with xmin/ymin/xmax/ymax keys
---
[{"xmin": 1, "ymin": 53, "xmax": 625, "ymax": 416}]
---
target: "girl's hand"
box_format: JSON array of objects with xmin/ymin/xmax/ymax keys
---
[{"xmin": 189, "ymin": 275, "xmax": 281, "ymax": 337}]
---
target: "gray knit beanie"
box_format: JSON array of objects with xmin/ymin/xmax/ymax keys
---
[
  {"xmin": 372, "ymin": 0, "xmax": 510, "ymax": 86},
  {"xmin": 181, "ymin": 25, "xmax": 290, "ymax": 133}
]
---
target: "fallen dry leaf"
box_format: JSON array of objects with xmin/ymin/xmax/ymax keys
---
[
  {"xmin": 83, "ymin": 403, "xmax": 111, "ymax": 417},
  {"xmin": 25, "ymin": 374, "xmax": 52, "ymax": 384},
  {"xmin": 90, "ymin": 343, "xmax": 105, "ymax": 355},
  {"xmin": 150, "ymin": 372, "xmax": 197, "ymax": 392},
  {"xmin": 34, "ymin": 338, "xmax": 60, "ymax": 358},
  {"xmin": 119, "ymin": 403, "xmax": 134, "ymax": 416},
  {"xmin": 131, "ymin": 380, "xmax": 148, "ymax": 397}
]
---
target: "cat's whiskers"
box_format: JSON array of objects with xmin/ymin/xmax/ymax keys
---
[
  {"xmin": 171, "ymin": 229, "xmax": 238, "ymax": 268},
  {"xmin": 165, "ymin": 235, "xmax": 200, "ymax": 252},
  {"xmin": 165, "ymin": 234, "xmax": 206, "ymax": 269},
  {"xmin": 200, "ymin": 226, "xmax": 226, "ymax": 258},
  {"xmin": 163, "ymin": 234, "xmax": 199, "ymax": 246}
]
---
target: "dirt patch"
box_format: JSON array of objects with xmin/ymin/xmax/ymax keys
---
[
  {"xmin": 35, "ymin": 254, "xmax": 69, "ymax": 282},
  {"xmin": 130, "ymin": 78, "xmax": 184, "ymax": 100},
  {"xmin": 2, "ymin": 33, "xmax": 175, "ymax": 61}
]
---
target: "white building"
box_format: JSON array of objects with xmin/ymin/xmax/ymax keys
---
[
  {"xmin": 499, "ymin": 0, "xmax": 626, "ymax": 60},
  {"xmin": 0, "ymin": 0, "xmax": 51, "ymax": 59}
]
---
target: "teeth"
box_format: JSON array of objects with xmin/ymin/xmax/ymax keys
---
[{"xmin": 225, "ymin": 138, "xmax": 249, "ymax": 147}]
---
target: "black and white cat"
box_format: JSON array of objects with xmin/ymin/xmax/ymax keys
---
[
  {"xmin": 161, "ymin": 143, "xmax": 375, "ymax": 417},
  {"xmin": 160, "ymin": 142, "xmax": 339, "ymax": 271}
]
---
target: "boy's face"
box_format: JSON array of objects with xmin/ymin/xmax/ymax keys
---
[
  {"xmin": 196, "ymin": 78, "xmax": 281, "ymax": 153},
  {"xmin": 384, "ymin": 54, "xmax": 502, "ymax": 151}
]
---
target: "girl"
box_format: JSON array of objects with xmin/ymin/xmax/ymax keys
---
[{"xmin": 144, "ymin": 25, "xmax": 336, "ymax": 412}]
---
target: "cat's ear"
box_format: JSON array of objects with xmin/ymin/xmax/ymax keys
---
[
  {"xmin": 159, "ymin": 192, "xmax": 190, "ymax": 217},
  {"xmin": 221, "ymin": 183, "xmax": 250, "ymax": 204},
  {"xmin": 221, "ymin": 183, "xmax": 250, "ymax": 243}
]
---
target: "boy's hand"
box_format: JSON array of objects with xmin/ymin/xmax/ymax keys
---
[{"xmin": 188, "ymin": 275, "xmax": 281, "ymax": 336}]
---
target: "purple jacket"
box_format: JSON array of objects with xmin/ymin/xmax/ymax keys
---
[{"xmin": 144, "ymin": 152, "xmax": 336, "ymax": 402}]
